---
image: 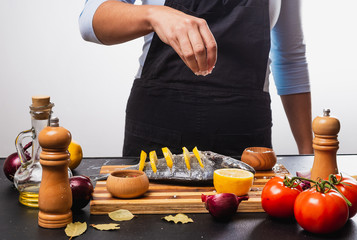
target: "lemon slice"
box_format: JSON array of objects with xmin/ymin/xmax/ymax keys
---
[
  {"xmin": 162, "ymin": 147, "xmax": 173, "ymax": 169},
  {"xmin": 139, "ymin": 150, "xmax": 147, "ymax": 171},
  {"xmin": 182, "ymin": 147, "xmax": 191, "ymax": 171},
  {"xmin": 149, "ymin": 150, "xmax": 158, "ymax": 173},
  {"xmin": 192, "ymin": 146, "xmax": 204, "ymax": 168},
  {"xmin": 213, "ymin": 169, "xmax": 254, "ymax": 196}
]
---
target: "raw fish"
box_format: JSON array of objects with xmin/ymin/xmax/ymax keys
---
[{"xmin": 91, "ymin": 151, "xmax": 255, "ymax": 186}]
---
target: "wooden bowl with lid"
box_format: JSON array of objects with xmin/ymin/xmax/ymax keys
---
[
  {"xmin": 241, "ymin": 147, "xmax": 277, "ymax": 171},
  {"xmin": 106, "ymin": 170, "xmax": 149, "ymax": 199}
]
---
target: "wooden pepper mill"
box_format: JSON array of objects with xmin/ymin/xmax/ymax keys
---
[
  {"xmin": 38, "ymin": 117, "xmax": 72, "ymax": 228},
  {"xmin": 311, "ymin": 109, "xmax": 340, "ymax": 181}
]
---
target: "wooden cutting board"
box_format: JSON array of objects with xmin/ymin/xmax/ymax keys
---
[{"xmin": 90, "ymin": 164, "xmax": 289, "ymax": 215}]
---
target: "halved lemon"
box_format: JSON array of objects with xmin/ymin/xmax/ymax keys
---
[
  {"xmin": 182, "ymin": 147, "xmax": 191, "ymax": 171},
  {"xmin": 162, "ymin": 147, "xmax": 173, "ymax": 169},
  {"xmin": 192, "ymin": 146, "xmax": 204, "ymax": 168},
  {"xmin": 139, "ymin": 150, "xmax": 147, "ymax": 171},
  {"xmin": 149, "ymin": 150, "xmax": 158, "ymax": 173},
  {"xmin": 213, "ymin": 169, "xmax": 254, "ymax": 196}
]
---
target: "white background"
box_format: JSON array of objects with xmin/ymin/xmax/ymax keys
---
[{"xmin": 0, "ymin": 0, "xmax": 356, "ymax": 157}]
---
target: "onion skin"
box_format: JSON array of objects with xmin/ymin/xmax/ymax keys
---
[
  {"xmin": 69, "ymin": 175, "xmax": 94, "ymax": 211},
  {"xmin": 3, "ymin": 143, "xmax": 31, "ymax": 182},
  {"xmin": 296, "ymin": 170, "xmax": 312, "ymax": 190},
  {"xmin": 202, "ymin": 193, "xmax": 249, "ymax": 221}
]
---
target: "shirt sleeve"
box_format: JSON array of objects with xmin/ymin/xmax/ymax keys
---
[
  {"xmin": 78, "ymin": 0, "xmax": 136, "ymax": 44},
  {"xmin": 270, "ymin": 0, "xmax": 311, "ymax": 95}
]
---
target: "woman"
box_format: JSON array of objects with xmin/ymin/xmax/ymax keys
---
[{"xmin": 79, "ymin": 0, "xmax": 313, "ymax": 157}]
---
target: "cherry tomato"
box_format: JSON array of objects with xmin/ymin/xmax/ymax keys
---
[
  {"xmin": 261, "ymin": 176, "xmax": 302, "ymax": 218},
  {"xmin": 329, "ymin": 174, "xmax": 357, "ymax": 218},
  {"xmin": 294, "ymin": 188, "xmax": 349, "ymax": 234}
]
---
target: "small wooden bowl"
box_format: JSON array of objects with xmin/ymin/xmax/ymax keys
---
[
  {"xmin": 106, "ymin": 170, "xmax": 149, "ymax": 199},
  {"xmin": 241, "ymin": 147, "xmax": 277, "ymax": 171}
]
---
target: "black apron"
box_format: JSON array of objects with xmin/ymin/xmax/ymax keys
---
[{"xmin": 123, "ymin": 0, "xmax": 272, "ymax": 157}]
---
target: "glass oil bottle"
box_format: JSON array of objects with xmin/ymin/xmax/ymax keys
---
[{"xmin": 13, "ymin": 96, "xmax": 54, "ymax": 207}]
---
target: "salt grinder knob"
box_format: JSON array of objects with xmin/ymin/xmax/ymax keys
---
[
  {"xmin": 311, "ymin": 109, "xmax": 340, "ymax": 180},
  {"xmin": 38, "ymin": 118, "xmax": 72, "ymax": 228}
]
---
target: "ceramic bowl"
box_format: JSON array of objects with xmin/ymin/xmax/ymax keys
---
[
  {"xmin": 241, "ymin": 147, "xmax": 277, "ymax": 171},
  {"xmin": 106, "ymin": 170, "xmax": 149, "ymax": 199}
]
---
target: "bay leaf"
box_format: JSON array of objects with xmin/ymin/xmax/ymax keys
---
[
  {"xmin": 91, "ymin": 223, "xmax": 120, "ymax": 231},
  {"xmin": 108, "ymin": 209, "xmax": 135, "ymax": 221},
  {"xmin": 162, "ymin": 213, "xmax": 194, "ymax": 224},
  {"xmin": 65, "ymin": 222, "xmax": 87, "ymax": 239}
]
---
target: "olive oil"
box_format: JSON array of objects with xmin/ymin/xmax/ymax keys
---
[{"xmin": 19, "ymin": 191, "xmax": 39, "ymax": 208}]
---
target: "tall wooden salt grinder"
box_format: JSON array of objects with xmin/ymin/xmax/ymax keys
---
[
  {"xmin": 38, "ymin": 117, "xmax": 72, "ymax": 228},
  {"xmin": 311, "ymin": 109, "xmax": 340, "ymax": 181}
]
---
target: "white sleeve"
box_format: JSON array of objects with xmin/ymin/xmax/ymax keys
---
[
  {"xmin": 78, "ymin": 0, "xmax": 136, "ymax": 44},
  {"xmin": 270, "ymin": 0, "xmax": 311, "ymax": 95}
]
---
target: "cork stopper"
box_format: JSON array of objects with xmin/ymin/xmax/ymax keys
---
[
  {"xmin": 32, "ymin": 95, "xmax": 51, "ymax": 108},
  {"xmin": 30, "ymin": 95, "xmax": 54, "ymax": 120},
  {"xmin": 312, "ymin": 109, "xmax": 340, "ymax": 136}
]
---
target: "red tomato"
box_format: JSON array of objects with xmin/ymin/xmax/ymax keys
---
[
  {"xmin": 261, "ymin": 176, "xmax": 302, "ymax": 218},
  {"xmin": 294, "ymin": 188, "xmax": 349, "ymax": 234},
  {"xmin": 330, "ymin": 174, "xmax": 357, "ymax": 218}
]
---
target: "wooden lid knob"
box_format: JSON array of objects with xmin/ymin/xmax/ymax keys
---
[
  {"xmin": 39, "ymin": 126, "xmax": 72, "ymax": 151},
  {"xmin": 312, "ymin": 109, "xmax": 340, "ymax": 135},
  {"xmin": 32, "ymin": 95, "xmax": 51, "ymax": 107}
]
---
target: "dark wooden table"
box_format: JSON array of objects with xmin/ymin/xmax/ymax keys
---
[{"xmin": 1, "ymin": 155, "xmax": 357, "ymax": 240}]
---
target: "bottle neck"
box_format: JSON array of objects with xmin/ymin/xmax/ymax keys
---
[{"xmin": 30, "ymin": 107, "xmax": 52, "ymax": 161}]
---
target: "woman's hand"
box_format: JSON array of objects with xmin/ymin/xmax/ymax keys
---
[{"xmin": 147, "ymin": 6, "xmax": 217, "ymax": 76}]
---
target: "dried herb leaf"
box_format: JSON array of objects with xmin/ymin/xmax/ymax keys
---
[
  {"xmin": 162, "ymin": 213, "xmax": 194, "ymax": 224},
  {"xmin": 65, "ymin": 222, "xmax": 87, "ymax": 239},
  {"xmin": 108, "ymin": 209, "xmax": 135, "ymax": 221},
  {"xmin": 91, "ymin": 223, "xmax": 120, "ymax": 231}
]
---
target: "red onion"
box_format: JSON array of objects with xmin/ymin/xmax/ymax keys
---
[
  {"xmin": 69, "ymin": 175, "xmax": 94, "ymax": 211},
  {"xmin": 3, "ymin": 142, "xmax": 32, "ymax": 182},
  {"xmin": 296, "ymin": 169, "xmax": 312, "ymax": 190},
  {"xmin": 201, "ymin": 193, "xmax": 249, "ymax": 221}
]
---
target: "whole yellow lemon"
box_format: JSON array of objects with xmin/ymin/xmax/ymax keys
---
[{"xmin": 68, "ymin": 140, "xmax": 83, "ymax": 170}]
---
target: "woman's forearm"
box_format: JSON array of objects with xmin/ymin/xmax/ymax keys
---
[
  {"xmin": 280, "ymin": 92, "xmax": 313, "ymax": 154},
  {"xmin": 92, "ymin": 1, "xmax": 217, "ymax": 75},
  {"xmin": 93, "ymin": 1, "xmax": 154, "ymax": 45}
]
